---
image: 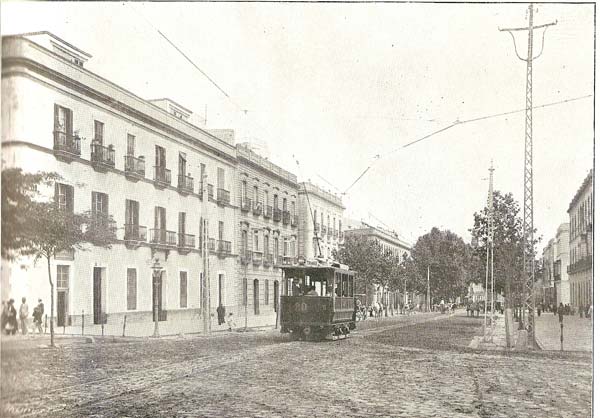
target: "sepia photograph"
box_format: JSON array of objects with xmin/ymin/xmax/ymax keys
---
[{"xmin": 0, "ymin": 1, "xmax": 594, "ymax": 417}]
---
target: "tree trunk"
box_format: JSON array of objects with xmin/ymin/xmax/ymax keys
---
[{"xmin": 47, "ymin": 256, "xmax": 55, "ymax": 348}]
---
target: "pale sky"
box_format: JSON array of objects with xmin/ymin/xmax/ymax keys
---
[{"xmin": 2, "ymin": 2, "xmax": 594, "ymax": 250}]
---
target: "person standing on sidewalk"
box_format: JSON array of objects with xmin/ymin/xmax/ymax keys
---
[
  {"xmin": 558, "ymin": 303, "xmax": 564, "ymax": 323},
  {"xmin": 19, "ymin": 297, "xmax": 29, "ymax": 335}
]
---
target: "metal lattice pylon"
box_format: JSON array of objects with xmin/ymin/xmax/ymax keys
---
[{"xmin": 500, "ymin": 4, "xmax": 556, "ymax": 342}]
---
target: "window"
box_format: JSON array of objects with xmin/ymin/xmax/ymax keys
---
[
  {"xmin": 283, "ymin": 239, "xmax": 289, "ymax": 257},
  {"xmin": 127, "ymin": 134, "xmax": 135, "ymax": 156},
  {"xmin": 94, "ymin": 120, "xmax": 104, "ymax": 144},
  {"xmin": 292, "ymin": 201, "xmax": 296, "ymax": 216},
  {"xmin": 127, "ymin": 268, "xmax": 137, "ymax": 310},
  {"xmin": 273, "ymin": 194, "xmax": 278, "ymax": 210},
  {"xmin": 264, "ymin": 235, "xmax": 269, "ymax": 255},
  {"xmin": 339, "ymin": 220, "xmax": 342, "ymax": 233},
  {"xmin": 243, "ymin": 278, "xmax": 248, "ymax": 306},
  {"xmin": 264, "ymin": 190, "xmax": 269, "ymax": 206},
  {"xmin": 253, "ymin": 186, "xmax": 259, "ymax": 203},
  {"xmin": 178, "ymin": 152, "xmax": 187, "ymax": 178},
  {"xmin": 242, "ymin": 181, "xmax": 247, "ymax": 201},
  {"xmin": 180, "ymin": 271, "xmax": 188, "ymax": 308},
  {"xmin": 179, "ymin": 212, "xmax": 186, "ymax": 235},
  {"xmin": 155, "ymin": 145, "xmax": 166, "ymax": 168},
  {"xmin": 57, "ymin": 265, "xmax": 69, "ymax": 289},
  {"xmin": 217, "ymin": 167, "xmax": 225, "ymax": 189},
  {"xmin": 241, "ymin": 230, "xmax": 248, "ymax": 254},
  {"xmin": 54, "ymin": 105, "xmax": 72, "ymax": 134},
  {"xmin": 274, "ymin": 237, "xmax": 279, "ymax": 258},
  {"xmin": 55, "ymin": 183, "xmax": 74, "ymax": 212},
  {"xmin": 321, "ymin": 212, "xmax": 324, "ymax": 227},
  {"xmin": 91, "ymin": 192, "xmax": 108, "ymax": 223},
  {"xmin": 283, "ymin": 198, "xmax": 287, "ymax": 211},
  {"xmin": 218, "ymin": 221, "xmax": 224, "ymax": 241},
  {"xmin": 265, "ymin": 280, "xmax": 269, "ymax": 304},
  {"xmin": 254, "ymin": 231, "xmax": 260, "ymax": 252},
  {"xmin": 125, "ymin": 199, "xmax": 139, "ymax": 226}
]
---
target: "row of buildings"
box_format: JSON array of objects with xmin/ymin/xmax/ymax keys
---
[
  {"xmin": 1, "ymin": 32, "xmax": 412, "ymax": 335},
  {"xmin": 540, "ymin": 170, "xmax": 593, "ymax": 309}
]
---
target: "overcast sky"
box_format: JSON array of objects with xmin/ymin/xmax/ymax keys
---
[{"xmin": 2, "ymin": 2, "xmax": 594, "ymax": 249}]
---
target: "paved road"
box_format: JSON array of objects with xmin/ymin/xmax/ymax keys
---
[{"xmin": 1, "ymin": 312, "xmax": 592, "ymax": 417}]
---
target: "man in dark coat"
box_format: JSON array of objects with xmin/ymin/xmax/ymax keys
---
[
  {"xmin": 557, "ymin": 303, "xmax": 564, "ymax": 323},
  {"xmin": 216, "ymin": 304, "xmax": 225, "ymax": 325}
]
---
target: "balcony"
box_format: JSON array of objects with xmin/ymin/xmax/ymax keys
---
[
  {"xmin": 149, "ymin": 229, "xmax": 177, "ymax": 247},
  {"xmin": 216, "ymin": 240, "xmax": 232, "ymax": 256},
  {"xmin": 90, "ymin": 143, "xmax": 115, "ymax": 171},
  {"xmin": 567, "ymin": 255, "xmax": 592, "ymax": 275},
  {"xmin": 177, "ymin": 174, "xmax": 194, "ymax": 195},
  {"xmin": 178, "ymin": 233, "xmax": 196, "ymax": 249},
  {"xmin": 282, "ymin": 256, "xmax": 296, "ymax": 266},
  {"xmin": 153, "ymin": 166, "xmax": 171, "ymax": 188},
  {"xmin": 291, "ymin": 215, "xmax": 298, "ymax": 228},
  {"xmin": 253, "ymin": 201, "xmax": 263, "ymax": 216},
  {"xmin": 217, "ymin": 188, "xmax": 230, "ymax": 205},
  {"xmin": 282, "ymin": 210, "xmax": 290, "ymax": 225},
  {"xmin": 240, "ymin": 250, "xmax": 252, "ymax": 265},
  {"xmin": 276, "ymin": 256, "xmax": 283, "ymax": 266},
  {"xmin": 53, "ymin": 131, "xmax": 81, "ymax": 161},
  {"xmin": 124, "ymin": 224, "xmax": 147, "ymax": 243},
  {"xmin": 264, "ymin": 205, "xmax": 273, "ymax": 219},
  {"xmin": 263, "ymin": 253, "xmax": 273, "ymax": 267},
  {"xmin": 273, "ymin": 208, "xmax": 282, "ymax": 222},
  {"xmin": 241, "ymin": 197, "xmax": 252, "ymax": 212},
  {"xmin": 124, "ymin": 155, "xmax": 145, "ymax": 181},
  {"xmin": 252, "ymin": 251, "xmax": 263, "ymax": 265},
  {"xmin": 207, "ymin": 184, "xmax": 214, "ymax": 200}
]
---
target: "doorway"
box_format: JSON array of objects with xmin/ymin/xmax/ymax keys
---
[{"xmin": 93, "ymin": 267, "xmax": 105, "ymax": 325}]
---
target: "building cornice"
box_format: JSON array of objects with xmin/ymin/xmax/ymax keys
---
[
  {"xmin": 568, "ymin": 169, "xmax": 593, "ymax": 213},
  {"xmin": 2, "ymin": 36, "xmax": 237, "ymax": 164}
]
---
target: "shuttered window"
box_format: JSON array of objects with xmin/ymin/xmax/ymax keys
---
[
  {"xmin": 55, "ymin": 183, "xmax": 74, "ymax": 212},
  {"xmin": 127, "ymin": 268, "xmax": 137, "ymax": 310}
]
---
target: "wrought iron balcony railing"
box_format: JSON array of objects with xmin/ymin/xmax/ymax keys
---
[
  {"xmin": 263, "ymin": 253, "xmax": 273, "ymax": 266},
  {"xmin": 178, "ymin": 233, "xmax": 196, "ymax": 248},
  {"xmin": 252, "ymin": 251, "xmax": 263, "ymax": 265},
  {"xmin": 217, "ymin": 188, "xmax": 230, "ymax": 205},
  {"xmin": 240, "ymin": 249, "xmax": 252, "ymax": 265},
  {"xmin": 273, "ymin": 208, "xmax": 282, "ymax": 222},
  {"xmin": 178, "ymin": 174, "xmax": 194, "ymax": 194},
  {"xmin": 124, "ymin": 155, "xmax": 145, "ymax": 178},
  {"xmin": 124, "ymin": 224, "xmax": 147, "ymax": 242},
  {"xmin": 282, "ymin": 256, "xmax": 296, "ymax": 265},
  {"xmin": 567, "ymin": 255, "xmax": 592, "ymax": 275},
  {"xmin": 217, "ymin": 240, "xmax": 232, "ymax": 255},
  {"xmin": 149, "ymin": 229, "xmax": 177, "ymax": 246},
  {"xmin": 241, "ymin": 197, "xmax": 252, "ymax": 212},
  {"xmin": 153, "ymin": 166, "xmax": 171, "ymax": 186},
  {"xmin": 53, "ymin": 131, "xmax": 81, "ymax": 156},
  {"xmin": 264, "ymin": 205, "xmax": 273, "ymax": 219},
  {"xmin": 253, "ymin": 201, "xmax": 263, "ymax": 216},
  {"xmin": 91, "ymin": 143, "xmax": 115, "ymax": 168}
]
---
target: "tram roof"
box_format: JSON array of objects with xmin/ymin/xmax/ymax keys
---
[{"xmin": 279, "ymin": 265, "xmax": 355, "ymax": 275}]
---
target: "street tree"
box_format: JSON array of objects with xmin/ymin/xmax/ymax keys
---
[
  {"xmin": 470, "ymin": 191, "xmax": 542, "ymax": 309},
  {"xmin": 1, "ymin": 168, "xmax": 116, "ymax": 346},
  {"xmin": 408, "ymin": 227, "xmax": 471, "ymax": 303},
  {"xmin": 335, "ymin": 234, "xmax": 383, "ymax": 295}
]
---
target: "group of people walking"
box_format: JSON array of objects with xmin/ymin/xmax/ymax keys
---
[{"xmin": 1, "ymin": 297, "xmax": 44, "ymax": 335}]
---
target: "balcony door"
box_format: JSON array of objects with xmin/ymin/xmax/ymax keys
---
[
  {"xmin": 179, "ymin": 152, "xmax": 187, "ymax": 178},
  {"xmin": 217, "ymin": 167, "xmax": 225, "ymax": 189},
  {"xmin": 155, "ymin": 206, "xmax": 167, "ymax": 242},
  {"xmin": 125, "ymin": 200, "xmax": 139, "ymax": 237},
  {"xmin": 93, "ymin": 267, "xmax": 106, "ymax": 325},
  {"xmin": 155, "ymin": 145, "xmax": 166, "ymax": 168}
]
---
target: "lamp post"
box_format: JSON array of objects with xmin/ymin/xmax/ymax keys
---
[{"xmin": 151, "ymin": 258, "xmax": 162, "ymax": 338}]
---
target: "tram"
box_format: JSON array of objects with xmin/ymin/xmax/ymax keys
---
[{"xmin": 279, "ymin": 263, "xmax": 356, "ymax": 341}]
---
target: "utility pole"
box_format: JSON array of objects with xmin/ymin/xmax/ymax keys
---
[
  {"xmin": 426, "ymin": 265, "xmax": 431, "ymax": 312},
  {"xmin": 500, "ymin": 4, "xmax": 556, "ymax": 344},
  {"xmin": 484, "ymin": 161, "xmax": 495, "ymax": 341}
]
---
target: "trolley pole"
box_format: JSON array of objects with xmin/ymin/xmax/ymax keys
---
[{"xmin": 500, "ymin": 3, "xmax": 557, "ymax": 344}]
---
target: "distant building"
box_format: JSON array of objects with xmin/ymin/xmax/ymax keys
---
[
  {"xmin": 567, "ymin": 170, "xmax": 593, "ymax": 309},
  {"xmin": 554, "ymin": 223, "xmax": 570, "ymax": 305},
  {"xmin": 541, "ymin": 238, "xmax": 556, "ymax": 305},
  {"xmin": 297, "ymin": 182, "xmax": 344, "ymax": 262},
  {"xmin": 236, "ymin": 143, "xmax": 298, "ymax": 327}
]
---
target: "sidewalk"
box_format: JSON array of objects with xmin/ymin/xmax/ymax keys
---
[
  {"xmin": 469, "ymin": 312, "xmax": 517, "ymax": 351},
  {"xmin": 535, "ymin": 312, "xmax": 592, "ymax": 352}
]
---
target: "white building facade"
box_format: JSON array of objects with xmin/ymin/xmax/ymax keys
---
[
  {"xmin": 297, "ymin": 182, "xmax": 344, "ymax": 262},
  {"xmin": 2, "ymin": 32, "xmax": 238, "ymax": 335}
]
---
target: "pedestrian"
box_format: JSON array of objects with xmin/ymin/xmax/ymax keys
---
[
  {"xmin": 537, "ymin": 304, "xmax": 541, "ymax": 317},
  {"xmin": 557, "ymin": 302, "xmax": 564, "ymax": 324},
  {"xmin": 19, "ymin": 297, "xmax": 29, "ymax": 335},
  {"xmin": 216, "ymin": 304, "xmax": 225, "ymax": 325},
  {"xmin": 5, "ymin": 299, "xmax": 18, "ymax": 335},
  {"xmin": 34, "ymin": 299, "xmax": 44, "ymax": 334},
  {"xmin": 226, "ymin": 312, "xmax": 236, "ymax": 331}
]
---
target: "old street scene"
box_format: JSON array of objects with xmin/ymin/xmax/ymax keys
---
[{"xmin": 0, "ymin": 3, "xmax": 593, "ymax": 418}]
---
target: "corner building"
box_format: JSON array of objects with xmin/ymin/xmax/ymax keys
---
[
  {"xmin": 297, "ymin": 182, "xmax": 345, "ymax": 261},
  {"xmin": 567, "ymin": 170, "xmax": 593, "ymax": 309},
  {"xmin": 2, "ymin": 32, "xmax": 238, "ymax": 335},
  {"xmin": 235, "ymin": 143, "xmax": 298, "ymax": 327}
]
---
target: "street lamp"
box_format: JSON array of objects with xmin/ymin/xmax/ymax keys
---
[{"xmin": 151, "ymin": 258, "xmax": 162, "ymax": 337}]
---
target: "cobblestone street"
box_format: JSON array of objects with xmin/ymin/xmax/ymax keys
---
[{"xmin": 1, "ymin": 312, "xmax": 592, "ymax": 417}]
